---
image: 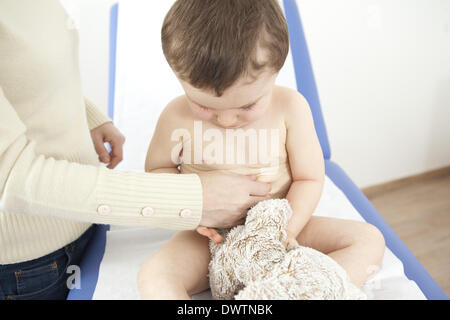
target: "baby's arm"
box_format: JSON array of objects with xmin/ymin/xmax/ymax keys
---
[
  {"xmin": 284, "ymin": 90, "xmax": 325, "ymax": 245},
  {"xmin": 145, "ymin": 101, "xmax": 183, "ymax": 174},
  {"xmin": 145, "ymin": 98, "xmax": 223, "ymax": 244}
]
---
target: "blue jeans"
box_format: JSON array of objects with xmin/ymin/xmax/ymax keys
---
[{"xmin": 0, "ymin": 224, "xmax": 96, "ymax": 300}]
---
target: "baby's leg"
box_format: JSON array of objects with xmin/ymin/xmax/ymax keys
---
[
  {"xmin": 137, "ymin": 230, "xmax": 211, "ymax": 299},
  {"xmin": 296, "ymin": 216, "xmax": 385, "ymax": 287}
]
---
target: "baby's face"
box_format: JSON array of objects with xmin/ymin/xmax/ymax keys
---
[{"xmin": 180, "ymin": 71, "xmax": 278, "ymax": 129}]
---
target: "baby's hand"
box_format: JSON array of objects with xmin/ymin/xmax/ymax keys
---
[
  {"xmin": 283, "ymin": 237, "xmax": 299, "ymax": 249},
  {"xmin": 196, "ymin": 226, "xmax": 223, "ymax": 244}
]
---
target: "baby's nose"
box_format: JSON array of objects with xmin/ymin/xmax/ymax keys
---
[{"xmin": 217, "ymin": 112, "xmax": 237, "ymax": 128}]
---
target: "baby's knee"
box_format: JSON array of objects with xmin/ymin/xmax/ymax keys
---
[
  {"xmin": 137, "ymin": 259, "xmax": 156, "ymax": 289},
  {"xmin": 137, "ymin": 257, "xmax": 193, "ymax": 299},
  {"xmin": 356, "ymin": 223, "xmax": 386, "ymax": 262},
  {"xmin": 137, "ymin": 257, "xmax": 168, "ymax": 296}
]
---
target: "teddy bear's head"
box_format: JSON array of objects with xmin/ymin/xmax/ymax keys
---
[{"xmin": 245, "ymin": 199, "xmax": 293, "ymax": 236}]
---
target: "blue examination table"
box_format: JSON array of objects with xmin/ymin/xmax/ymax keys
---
[{"xmin": 67, "ymin": 0, "xmax": 447, "ymax": 300}]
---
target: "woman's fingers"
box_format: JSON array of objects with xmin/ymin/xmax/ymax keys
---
[
  {"xmin": 247, "ymin": 180, "xmax": 271, "ymax": 197},
  {"xmin": 196, "ymin": 226, "xmax": 209, "ymax": 237},
  {"xmin": 196, "ymin": 226, "xmax": 223, "ymax": 244},
  {"xmin": 90, "ymin": 122, "xmax": 126, "ymax": 169},
  {"xmin": 244, "ymin": 195, "xmax": 271, "ymax": 209},
  {"xmin": 107, "ymin": 138, "xmax": 124, "ymax": 169},
  {"xmin": 198, "ymin": 171, "xmax": 272, "ymax": 228},
  {"xmin": 210, "ymin": 230, "xmax": 223, "ymax": 244},
  {"xmin": 92, "ymin": 135, "xmax": 111, "ymax": 164}
]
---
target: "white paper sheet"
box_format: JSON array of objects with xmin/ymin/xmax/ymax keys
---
[{"xmin": 93, "ymin": 176, "xmax": 425, "ymax": 300}]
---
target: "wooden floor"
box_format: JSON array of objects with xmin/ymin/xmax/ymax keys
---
[{"xmin": 362, "ymin": 167, "xmax": 450, "ymax": 298}]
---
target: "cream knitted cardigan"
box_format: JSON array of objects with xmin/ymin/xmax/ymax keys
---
[{"xmin": 0, "ymin": 0, "xmax": 202, "ymax": 264}]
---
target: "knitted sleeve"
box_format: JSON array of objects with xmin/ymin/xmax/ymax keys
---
[
  {"xmin": 84, "ymin": 97, "xmax": 112, "ymax": 130},
  {"xmin": 0, "ymin": 87, "xmax": 203, "ymax": 230}
]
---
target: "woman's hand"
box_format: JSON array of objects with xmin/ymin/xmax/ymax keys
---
[
  {"xmin": 90, "ymin": 122, "xmax": 126, "ymax": 169},
  {"xmin": 197, "ymin": 171, "xmax": 271, "ymax": 229}
]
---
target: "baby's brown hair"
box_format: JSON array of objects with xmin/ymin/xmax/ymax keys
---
[{"xmin": 162, "ymin": 0, "xmax": 290, "ymax": 96}]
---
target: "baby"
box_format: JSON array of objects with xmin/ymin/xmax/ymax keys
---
[{"xmin": 137, "ymin": 0, "xmax": 385, "ymax": 299}]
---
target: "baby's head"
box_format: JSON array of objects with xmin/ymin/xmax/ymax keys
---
[{"xmin": 162, "ymin": 0, "xmax": 289, "ymax": 129}]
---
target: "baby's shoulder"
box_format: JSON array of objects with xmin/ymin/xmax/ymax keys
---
[
  {"xmin": 272, "ymin": 85, "xmax": 311, "ymax": 124},
  {"xmin": 273, "ymin": 86, "xmax": 308, "ymax": 111},
  {"xmin": 158, "ymin": 95, "xmax": 194, "ymax": 125}
]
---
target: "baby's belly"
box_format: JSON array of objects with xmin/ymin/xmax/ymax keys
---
[{"xmin": 180, "ymin": 161, "xmax": 293, "ymax": 199}]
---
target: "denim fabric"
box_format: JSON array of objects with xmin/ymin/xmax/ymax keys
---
[{"xmin": 0, "ymin": 224, "xmax": 96, "ymax": 300}]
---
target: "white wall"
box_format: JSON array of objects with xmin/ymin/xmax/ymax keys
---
[
  {"xmin": 69, "ymin": 0, "xmax": 450, "ymax": 188},
  {"xmin": 298, "ymin": 0, "xmax": 450, "ymax": 187},
  {"xmin": 60, "ymin": 0, "xmax": 117, "ymax": 115}
]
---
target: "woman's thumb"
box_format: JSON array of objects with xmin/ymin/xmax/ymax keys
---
[{"xmin": 93, "ymin": 139, "xmax": 111, "ymax": 163}]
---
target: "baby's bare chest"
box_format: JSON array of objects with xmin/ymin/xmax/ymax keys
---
[
  {"xmin": 177, "ymin": 119, "xmax": 287, "ymax": 169},
  {"xmin": 177, "ymin": 119, "xmax": 292, "ymax": 198}
]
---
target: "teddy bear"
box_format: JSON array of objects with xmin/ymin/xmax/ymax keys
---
[{"xmin": 207, "ymin": 199, "xmax": 367, "ymax": 300}]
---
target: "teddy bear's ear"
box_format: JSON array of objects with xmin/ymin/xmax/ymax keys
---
[
  {"xmin": 244, "ymin": 201, "xmax": 264, "ymax": 223},
  {"xmin": 279, "ymin": 199, "xmax": 293, "ymax": 222},
  {"xmin": 245, "ymin": 199, "xmax": 293, "ymax": 226},
  {"xmin": 268, "ymin": 199, "xmax": 293, "ymax": 223}
]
